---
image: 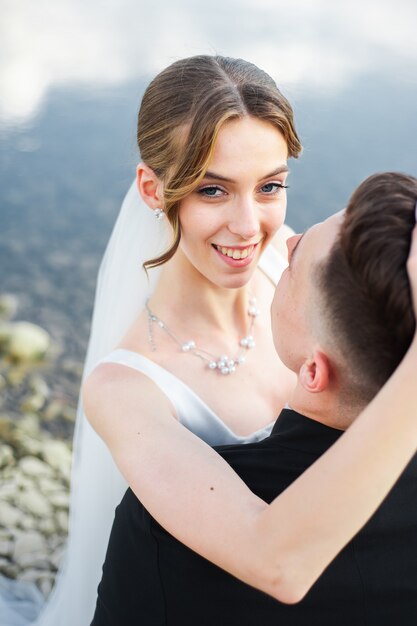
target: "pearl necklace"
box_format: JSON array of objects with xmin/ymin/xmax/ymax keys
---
[{"xmin": 145, "ymin": 297, "xmax": 260, "ymax": 375}]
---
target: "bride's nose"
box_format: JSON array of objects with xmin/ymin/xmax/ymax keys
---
[{"xmin": 228, "ymin": 198, "xmax": 259, "ymax": 240}]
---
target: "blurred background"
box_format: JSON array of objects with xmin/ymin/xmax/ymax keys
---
[
  {"xmin": 0, "ymin": 0, "xmax": 416, "ymax": 594},
  {"xmin": 1, "ymin": 0, "xmax": 417, "ymax": 407},
  {"xmin": 0, "ymin": 0, "xmax": 416, "ymax": 601}
]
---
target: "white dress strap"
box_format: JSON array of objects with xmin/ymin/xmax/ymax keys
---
[{"xmin": 99, "ymin": 349, "xmax": 274, "ymax": 446}]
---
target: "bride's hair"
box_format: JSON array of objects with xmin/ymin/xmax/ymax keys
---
[{"xmin": 138, "ymin": 55, "xmax": 302, "ymax": 269}]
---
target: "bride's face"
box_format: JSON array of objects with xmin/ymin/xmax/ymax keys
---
[{"xmin": 177, "ymin": 116, "xmax": 289, "ymax": 289}]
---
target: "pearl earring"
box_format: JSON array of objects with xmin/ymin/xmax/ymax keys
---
[{"xmin": 154, "ymin": 208, "xmax": 164, "ymax": 220}]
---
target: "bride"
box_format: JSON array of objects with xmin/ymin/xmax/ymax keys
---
[
  {"xmin": 24, "ymin": 54, "xmax": 301, "ymax": 625},
  {"xmin": 4, "ymin": 55, "xmax": 415, "ymax": 625}
]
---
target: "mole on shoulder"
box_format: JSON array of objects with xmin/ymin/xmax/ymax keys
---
[{"xmin": 210, "ymin": 487, "xmax": 214, "ymax": 491}]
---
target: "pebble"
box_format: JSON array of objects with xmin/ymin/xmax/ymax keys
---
[
  {"xmin": 0, "ymin": 444, "xmax": 14, "ymax": 468},
  {"xmin": 29, "ymin": 376, "xmax": 50, "ymax": 399},
  {"xmin": 38, "ymin": 573, "xmax": 54, "ymax": 597},
  {"xmin": 56, "ymin": 511, "xmax": 69, "ymax": 534},
  {"xmin": 16, "ymin": 490, "xmax": 52, "ymax": 518},
  {"xmin": 0, "ymin": 293, "xmax": 72, "ymax": 596},
  {"xmin": 37, "ymin": 517, "xmax": 56, "ymax": 537},
  {"xmin": 15, "ymin": 434, "xmax": 43, "ymax": 457},
  {"xmin": 42, "ymin": 400, "xmax": 64, "ymax": 421},
  {"xmin": 7, "ymin": 322, "xmax": 51, "ymax": 362},
  {"xmin": 19, "ymin": 456, "xmax": 54, "ymax": 479},
  {"xmin": 49, "ymin": 544, "xmax": 66, "ymax": 570},
  {"xmin": 48, "ymin": 491, "xmax": 70, "ymax": 509},
  {"xmin": 0, "ymin": 502, "xmax": 22, "ymax": 527},
  {"xmin": 0, "ymin": 536, "xmax": 13, "ymax": 558},
  {"xmin": 19, "ymin": 515, "xmax": 38, "ymax": 532},
  {"xmin": 0, "ymin": 294, "xmax": 18, "ymax": 320},
  {"xmin": 41, "ymin": 441, "xmax": 71, "ymax": 478},
  {"xmin": 0, "ymin": 482, "xmax": 17, "ymax": 501},
  {"xmin": 21, "ymin": 393, "xmax": 46, "ymax": 413},
  {"xmin": 13, "ymin": 531, "xmax": 46, "ymax": 565}
]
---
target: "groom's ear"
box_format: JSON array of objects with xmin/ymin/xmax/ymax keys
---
[
  {"xmin": 136, "ymin": 163, "xmax": 164, "ymax": 210},
  {"xmin": 299, "ymin": 350, "xmax": 331, "ymax": 394}
]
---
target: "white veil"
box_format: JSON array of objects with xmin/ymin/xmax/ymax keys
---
[{"xmin": 32, "ymin": 181, "xmax": 169, "ymax": 625}]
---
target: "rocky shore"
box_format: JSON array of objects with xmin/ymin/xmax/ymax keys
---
[{"xmin": 0, "ymin": 294, "xmax": 78, "ymax": 598}]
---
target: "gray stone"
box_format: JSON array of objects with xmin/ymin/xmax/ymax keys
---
[
  {"xmin": 7, "ymin": 322, "xmax": 50, "ymax": 362},
  {"xmin": 14, "ymin": 470, "xmax": 35, "ymax": 491},
  {"xmin": 19, "ymin": 514, "xmax": 38, "ymax": 532},
  {"xmin": 0, "ymin": 557, "xmax": 19, "ymax": 578},
  {"xmin": 13, "ymin": 531, "xmax": 47, "ymax": 568},
  {"xmin": 6, "ymin": 366, "xmax": 28, "ymax": 387},
  {"xmin": 42, "ymin": 400, "xmax": 64, "ymax": 421},
  {"xmin": 38, "ymin": 572, "xmax": 55, "ymax": 597},
  {"xmin": 19, "ymin": 456, "xmax": 54, "ymax": 479},
  {"xmin": 62, "ymin": 406, "xmax": 77, "ymax": 423},
  {"xmin": 56, "ymin": 510, "xmax": 69, "ymax": 533},
  {"xmin": 48, "ymin": 535, "xmax": 66, "ymax": 552},
  {"xmin": 50, "ymin": 544, "xmax": 66, "ymax": 570},
  {"xmin": 29, "ymin": 376, "xmax": 50, "ymax": 399},
  {"xmin": 41, "ymin": 441, "xmax": 72, "ymax": 478},
  {"xmin": 0, "ymin": 480, "xmax": 17, "ymax": 499},
  {"xmin": 48, "ymin": 491, "xmax": 70, "ymax": 509},
  {"xmin": 37, "ymin": 517, "xmax": 56, "ymax": 536},
  {"xmin": 21, "ymin": 394, "xmax": 46, "ymax": 413},
  {"xmin": 0, "ymin": 536, "xmax": 13, "ymax": 557},
  {"xmin": 16, "ymin": 489, "xmax": 52, "ymax": 518},
  {"xmin": 0, "ymin": 322, "xmax": 12, "ymax": 348},
  {"xmin": 18, "ymin": 414, "xmax": 41, "ymax": 438},
  {"xmin": 0, "ymin": 444, "xmax": 14, "ymax": 468},
  {"xmin": 0, "ymin": 501, "xmax": 22, "ymax": 527},
  {"xmin": 0, "ymin": 294, "xmax": 18, "ymax": 320},
  {"xmin": 38, "ymin": 476, "xmax": 64, "ymax": 494},
  {"xmin": 16, "ymin": 434, "xmax": 43, "ymax": 457}
]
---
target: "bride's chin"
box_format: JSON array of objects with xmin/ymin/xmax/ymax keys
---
[{"xmin": 215, "ymin": 267, "xmax": 257, "ymax": 290}]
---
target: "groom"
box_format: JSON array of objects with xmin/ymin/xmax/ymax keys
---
[{"xmin": 92, "ymin": 172, "xmax": 417, "ymax": 625}]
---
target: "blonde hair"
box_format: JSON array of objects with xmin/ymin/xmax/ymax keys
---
[{"xmin": 138, "ymin": 55, "xmax": 302, "ymax": 270}]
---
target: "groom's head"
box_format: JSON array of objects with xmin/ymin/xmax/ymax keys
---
[{"xmin": 272, "ymin": 172, "xmax": 417, "ymax": 423}]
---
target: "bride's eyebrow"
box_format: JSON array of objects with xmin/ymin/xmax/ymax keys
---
[{"xmin": 203, "ymin": 165, "xmax": 289, "ymax": 184}]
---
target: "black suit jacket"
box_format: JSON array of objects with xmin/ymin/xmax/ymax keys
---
[{"xmin": 91, "ymin": 409, "xmax": 417, "ymax": 625}]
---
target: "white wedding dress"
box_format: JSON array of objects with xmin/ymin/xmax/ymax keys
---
[{"xmin": 0, "ymin": 183, "xmax": 287, "ymax": 626}]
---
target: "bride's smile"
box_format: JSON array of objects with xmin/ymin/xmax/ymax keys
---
[{"xmin": 176, "ymin": 116, "xmax": 289, "ymax": 290}]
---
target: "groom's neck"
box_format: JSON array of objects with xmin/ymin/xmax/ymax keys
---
[{"xmin": 288, "ymin": 382, "xmax": 360, "ymax": 431}]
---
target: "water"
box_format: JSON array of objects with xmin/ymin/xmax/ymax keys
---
[{"xmin": 1, "ymin": 1, "xmax": 416, "ymax": 418}]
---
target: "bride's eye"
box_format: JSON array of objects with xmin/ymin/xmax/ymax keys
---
[
  {"xmin": 197, "ymin": 185, "xmax": 225, "ymax": 198},
  {"xmin": 260, "ymin": 182, "xmax": 289, "ymax": 194}
]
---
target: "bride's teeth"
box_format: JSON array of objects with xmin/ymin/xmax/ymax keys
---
[{"xmin": 215, "ymin": 244, "xmax": 255, "ymax": 259}]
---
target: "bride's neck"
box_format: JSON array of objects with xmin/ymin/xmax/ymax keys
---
[{"xmin": 149, "ymin": 252, "xmax": 255, "ymax": 336}]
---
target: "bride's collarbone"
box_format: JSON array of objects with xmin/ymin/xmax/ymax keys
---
[{"xmin": 120, "ymin": 327, "xmax": 287, "ymax": 434}]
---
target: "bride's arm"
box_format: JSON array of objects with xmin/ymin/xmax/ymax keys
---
[{"xmin": 83, "ymin": 225, "xmax": 417, "ymax": 605}]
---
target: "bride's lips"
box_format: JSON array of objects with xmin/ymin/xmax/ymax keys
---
[{"xmin": 212, "ymin": 242, "xmax": 260, "ymax": 267}]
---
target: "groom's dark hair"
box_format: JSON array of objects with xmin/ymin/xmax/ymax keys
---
[{"xmin": 317, "ymin": 172, "xmax": 417, "ymax": 403}]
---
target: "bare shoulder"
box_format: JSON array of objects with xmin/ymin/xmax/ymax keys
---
[
  {"xmin": 82, "ymin": 362, "xmax": 176, "ymax": 444},
  {"xmin": 271, "ymin": 223, "xmax": 295, "ymax": 260}
]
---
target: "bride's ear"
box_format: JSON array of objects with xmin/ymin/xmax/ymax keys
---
[{"xmin": 136, "ymin": 163, "xmax": 164, "ymax": 210}]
